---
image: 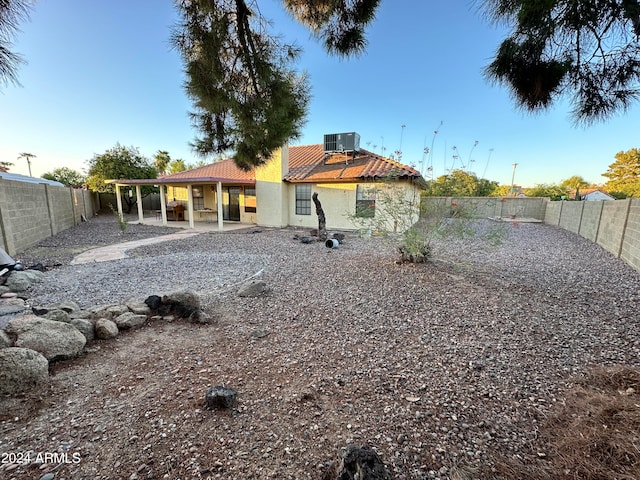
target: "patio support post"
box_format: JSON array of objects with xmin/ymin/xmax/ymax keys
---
[
  {"xmin": 115, "ymin": 184, "xmax": 124, "ymax": 218},
  {"xmin": 159, "ymin": 185, "xmax": 168, "ymax": 225},
  {"xmin": 135, "ymin": 185, "xmax": 143, "ymax": 223},
  {"xmin": 216, "ymin": 181, "xmax": 224, "ymax": 231},
  {"xmin": 187, "ymin": 184, "xmax": 195, "ymax": 229}
]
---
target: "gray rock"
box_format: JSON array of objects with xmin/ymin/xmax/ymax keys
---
[
  {"xmin": 114, "ymin": 312, "xmax": 147, "ymax": 330},
  {"xmin": 205, "ymin": 386, "xmax": 237, "ymax": 409},
  {"xmin": 162, "ymin": 291, "xmax": 200, "ymax": 310},
  {"xmin": 238, "ymin": 280, "xmax": 270, "ymax": 298},
  {"xmin": 0, "ymin": 286, "xmax": 10, "ymax": 295},
  {"xmin": 0, "ymin": 347, "xmax": 49, "ymax": 395},
  {"xmin": 95, "ymin": 318, "xmax": 119, "ymax": 339},
  {"xmin": 6, "ymin": 315, "xmax": 86, "ymax": 361},
  {"xmin": 127, "ymin": 300, "xmax": 151, "ymax": 316},
  {"xmin": 48, "ymin": 300, "xmax": 80, "ymax": 313},
  {"xmin": 106, "ymin": 304, "xmax": 130, "ymax": 317},
  {"xmin": 0, "ymin": 329, "xmax": 11, "ymax": 348},
  {"xmin": 5, "ymin": 270, "xmax": 45, "ymax": 292},
  {"xmin": 43, "ymin": 309, "xmax": 71, "ymax": 323},
  {"xmin": 2, "ymin": 297, "xmax": 25, "ymax": 307},
  {"xmin": 0, "ymin": 304, "xmax": 25, "ymax": 317},
  {"xmin": 70, "ymin": 318, "xmax": 95, "ymax": 342}
]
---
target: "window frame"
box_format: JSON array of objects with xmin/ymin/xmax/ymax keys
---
[
  {"xmin": 355, "ymin": 184, "xmax": 376, "ymax": 218},
  {"xmin": 295, "ymin": 184, "xmax": 312, "ymax": 215},
  {"xmin": 244, "ymin": 187, "xmax": 256, "ymax": 213}
]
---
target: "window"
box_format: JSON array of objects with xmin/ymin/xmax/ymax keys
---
[
  {"xmin": 245, "ymin": 187, "xmax": 256, "ymax": 213},
  {"xmin": 191, "ymin": 186, "xmax": 204, "ymax": 210},
  {"xmin": 356, "ymin": 184, "xmax": 376, "ymax": 218},
  {"xmin": 295, "ymin": 184, "xmax": 312, "ymax": 215}
]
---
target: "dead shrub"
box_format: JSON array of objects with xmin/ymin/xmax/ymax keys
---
[{"xmin": 487, "ymin": 365, "xmax": 640, "ymax": 480}]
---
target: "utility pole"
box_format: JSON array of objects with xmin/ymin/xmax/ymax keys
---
[{"xmin": 510, "ymin": 162, "xmax": 518, "ymax": 197}]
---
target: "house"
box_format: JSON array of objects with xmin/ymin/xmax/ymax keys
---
[
  {"xmin": 108, "ymin": 137, "xmax": 424, "ymax": 232},
  {"xmin": 581, "ymin": 189, "xmax": 615, "ymax": 201}
]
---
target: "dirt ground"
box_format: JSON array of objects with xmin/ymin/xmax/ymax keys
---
[{"xmin": 1, "ymin": 218, "xmax": 639, "ymax": 480}]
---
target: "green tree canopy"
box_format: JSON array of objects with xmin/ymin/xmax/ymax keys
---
[
  {"xmin": 603, "ymin": 148, "xmax": 640, "ymax": 197},
  {"xmin": 86, "ymin": 144, "xmax": 157, "ymax": 193},
  {"xmin": 525, "ymin": 183, "xmax": 569, "ymax": 200},
  {"xmin": 425, "ymin": 169, "xmax": 499, "ymax": 197},
  {"xmin": 0, "ymin": 0, "xmax": 33, "ymax": 87},
  {"xmin": 0, "ymin": 161, "xmax": 13, "ymax": 171},
  {"xmin": 484, "ymin": 0, "xmax": 640, "ymax": 124},
  {"xmin": 168, "ymin": 159, "xmax": 188, "ymax": 174},
  {"xmin": 42, "ymin": 167, "xmax": 86, "ymax": 187},
  {"xmin": 561, "ymin": 175, "xmax": 589, "ymax": 199}
]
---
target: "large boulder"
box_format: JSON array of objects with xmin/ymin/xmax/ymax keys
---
[
  {"xmin": 43, "ymin": 309, "xmax": 71, "ymax": 323},
  {"xmin": 95, "ymin": 318, "xmax": 119, "ymax": 339},
  {"xmin": 5, "ymin": 270, "xmax": 45, "ymax": 292},
  {"xmin": 0, "ymin": 347, "xmax": 49, "ymax": 395},
  {"xmin": 6, "ymin": 315, "xmax": 86, "ymax": 361}
]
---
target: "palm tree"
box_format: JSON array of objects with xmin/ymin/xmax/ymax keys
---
[
  {"xmin": 18, "ymin": 152, "xmax": 35, "ymax": 176},
  {"xmin": 1, "ymin": 0, "xmax": 34, "ymax": 87}
]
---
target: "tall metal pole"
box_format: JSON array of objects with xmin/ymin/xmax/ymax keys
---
[{"xmin": 510, "ymin": 163, "xmax": 518, "ymax": 197}]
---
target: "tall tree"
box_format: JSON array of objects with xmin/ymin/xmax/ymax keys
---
[
  {"xmin": 0, "ymin": 0, "xmax": 33, "ymax": 87},
  {"xmin": 561, "ymin": 175, "xmax": 589, "ymax": 200},
  {"xmin": 426, "ymin": 169, "xmax": 499, "ymax": 197},
  {"xmin": 42, "ymin": 167, "xmax": 86, "ymax": 187},
  {"xmin": 153, "ymin": 150, "xmax": 172, "ymax": 176},
  {"xmin": 86, "ymin": 144, "xmax": 158, "ymax": 212},
  {"xmin": 171, "ymin": 0, "xmax": 313, "ymax": 170},
  {"xmin": 168, "ymin": 159, "xmax": 188, "ymax": 174},
  {"xmin": 484, "ymin": 0, "xmax": 640, "ymax": 124},
  {"xmin": 18, "ymin": 152, "xmax": 35, "ymax": 175},
  {"xmin": 603, "ymin": 148, "xmax": 640, "ymax": 197}
]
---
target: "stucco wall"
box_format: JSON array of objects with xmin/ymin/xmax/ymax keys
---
[
  {"xmin": 256, "ymin": 147, "xmax": 289, "ymax": 228},
  {"xmin": 0, "ymin": 179, "xmax": 97, "ymax": 256}
]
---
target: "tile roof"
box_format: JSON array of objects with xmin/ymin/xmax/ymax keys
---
[
  {"xmin": 109, "ymin": 144, "xmax": 422, "ymax": 185},
  {"xmin": 284, "ymin": 145, "xmax": 422, "ymax": 183}
]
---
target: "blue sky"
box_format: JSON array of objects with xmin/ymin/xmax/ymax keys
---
[{"xmin": 1, "ymin": 0, "xmax": 638, "ymax": 187}]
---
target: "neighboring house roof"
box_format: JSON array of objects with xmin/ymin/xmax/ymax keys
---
[
  {"xmin": 108, "ymin": 144, "xmax": 422, "ymax": 185},
  {"xmin": 0, "ymin": 171, "xmax": 64, "ymax": 187},
  {"xmin": 583, "ymin": 189, "xmax": 615, "ymax": 201}
]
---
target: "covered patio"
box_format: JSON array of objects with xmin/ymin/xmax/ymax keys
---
[{"xmin": 107, "ymin": 165, "xmax": 257, "ymax": 231}]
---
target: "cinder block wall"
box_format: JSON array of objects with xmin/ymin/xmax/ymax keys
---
[
  {"xmin": 558, "ymin": 201, "xmax": 584, "ymax": 234},
  {"xmin": 0, "ymin": 179, "xmax": 98, "ymax": 256},
  {"xmin": 621, "ymin": 199, "xmax": 640, "ymax": 271},
  {"xmin": 544, "ymin": 202, "xmax": 562, "ymax": 225},
  {"xmin": 596, "ymin": 199, "xmax": 631, "ymax": 257},
  {"xmin": 578, "ymin": 202, "xmax": 604, "ymax": 242},
  {"xmin": 421, "ymin": 197, "xmax": 548, "ymax": 220}
]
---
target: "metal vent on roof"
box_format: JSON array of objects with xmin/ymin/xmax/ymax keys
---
[{"xmin": 323, "ymin": 132, "xmax": 360, "ymax": 154}]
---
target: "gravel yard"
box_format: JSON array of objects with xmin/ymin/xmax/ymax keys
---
[{"xmin": 1, "ymin": 216, "xmax": 640, "ymax": 479}]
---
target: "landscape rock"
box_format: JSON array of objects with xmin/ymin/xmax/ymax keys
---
[
  {"xmin": 127, "ymin": 300, "xmax": 151, "ymax": 315},
  {"xmin": 0, "ymin": 347, "xmax": 49, "ymax": 395},
  {"xmin": 43, "ymin": 308, "xmax": 71, "ymax": 323},
  {"xmin": 161, "ymin": 291, "xmax": 200, "ymax": 318},
  {"xmin": 144, "ymin": 295, "xmax": 162, "ymax": 310},
  {"xmin": 114, "ymin": 312, "xmax": 147, "ymax": 330},
  {"xmin": 333, "ymin": 232, "xmax": 346, "ymax": 243},
  {"xmin": 238, "ymin": 280, "xmax": 269, "ymax": 298},
  {"xmin": 337, "ymin": 445, "xmax": 392, "ymax": 480},
  {"xmin": 205, "ymin": 386, "xmax": 238, "ymax": 409},
  {"xmin": 5, "ymin": 270, "xmax": 45, "ymax": 292},
  {"xmin": 0, "ymin": 329, "xmax": 11, "ymax": 348},
  {"xmin": 106, "ymin": 304, "xmax": 130, "ymax": 317},
  {"xmin": 0, "ymin": 286, "xmax": 10, "ymax": 295},
  {"xmin": 188, "ymin": 309, "xmax": 215, "ymax": 324},
  {"xmin": 70, "ymin": 318, "xmax": 95, "ymax": 342},
  {"xmin": 95, "ymin": 318, "xmax": 119, "ymax": 339},
  {"xmin": 6, "ymin": 315, "xmax": 86, "ymax": 361}
]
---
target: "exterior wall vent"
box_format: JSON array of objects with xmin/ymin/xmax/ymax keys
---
[{"xmin": 323, "ymin": 132, "xmax": 360, "ymax": 153}]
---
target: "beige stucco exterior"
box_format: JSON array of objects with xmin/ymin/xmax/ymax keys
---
[
  {"xmin": 255, "ymin": 145, "xmax": 289, "ymax": 227},
  {"xmin": 286, "ymin": 180, "xmax": 421, "ymax": 231}
]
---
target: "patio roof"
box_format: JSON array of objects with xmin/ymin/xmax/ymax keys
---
[{"xmin": 107, "ymin": 144, "xmax": 422, "ymax": 186}]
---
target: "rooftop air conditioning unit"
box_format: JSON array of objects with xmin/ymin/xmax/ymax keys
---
[{"xmin": 324, "ymin": 132, "xmax": 360, "ymax": 153}]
